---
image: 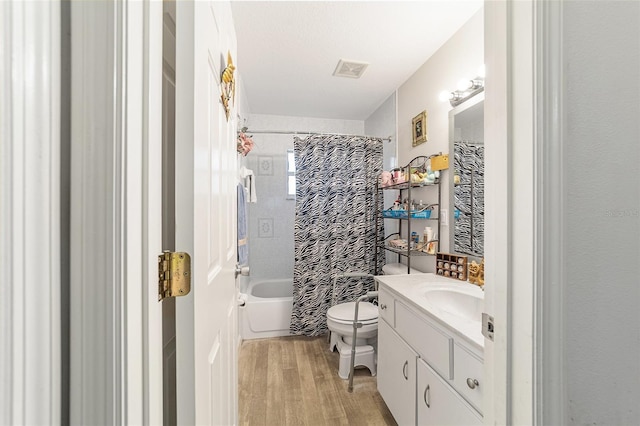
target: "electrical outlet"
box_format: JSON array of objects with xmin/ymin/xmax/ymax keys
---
[{"xmin": 441, "ymin": 209, "xmax": 448, "ymax": 227}]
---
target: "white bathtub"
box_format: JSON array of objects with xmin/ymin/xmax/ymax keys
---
[{"xmin": 240, "ymin": 278, "xmax": 293, "ymax": 340}]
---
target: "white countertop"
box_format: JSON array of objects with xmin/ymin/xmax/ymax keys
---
[{"xmin": 375, "ymin": 273, "xmax": 485, "ymax": 351}]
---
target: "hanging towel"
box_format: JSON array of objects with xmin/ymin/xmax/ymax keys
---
[
  {"xmin": 237, "ymin": 183, "xmax": 249, "ymax": 265},
  {"xmin": 239, "ymin": 166, "xmax": 257, "ymax": 203}
]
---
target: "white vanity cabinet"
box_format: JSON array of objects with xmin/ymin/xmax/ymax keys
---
[{"xmin": 376, "ymin": 280, "xmax": 483, "ymax": 426}]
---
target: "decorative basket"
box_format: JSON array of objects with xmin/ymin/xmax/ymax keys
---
[{"xmin": 411, "ymin": 210, "xmax": 432, "ymax": 219}]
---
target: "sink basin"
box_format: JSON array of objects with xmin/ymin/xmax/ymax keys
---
[{"xmin": 422, "ymin": 286, "xmax": 484, "ymax": 323}]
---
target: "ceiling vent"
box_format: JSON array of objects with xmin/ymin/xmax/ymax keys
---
[{"xmin": 333, "ymin": 59, "xmax": 369, "ymax": 79}]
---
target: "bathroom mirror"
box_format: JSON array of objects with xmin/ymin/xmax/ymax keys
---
[{"xmin": 448, "ymin": 93, "xmax": 484, "ymax": 257}]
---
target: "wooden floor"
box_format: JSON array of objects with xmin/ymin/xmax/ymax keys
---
[{"xmin": 239, "ymin": 336, "xmax": 397, "ymax": 426}]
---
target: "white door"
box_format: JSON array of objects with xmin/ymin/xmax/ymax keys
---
[{"xmin": 174, "ymin": 1, "xmax": 238, "ymax": 424}]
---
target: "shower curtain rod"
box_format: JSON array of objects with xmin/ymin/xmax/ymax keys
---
[{"xmin": 239, "ymin": 128, "xmax": 392, "ymax": 143}]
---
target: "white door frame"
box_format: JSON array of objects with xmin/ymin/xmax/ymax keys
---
[
  {"xmin": 0, "ymin": 1, "xmax": 61, "ymax": 424},
  {"xmin": 69, "ymin": 0, "xmax": 163, "ymax": 424},
  {"xmin": 484, "ymin": 1, "xmax": 565, "ymax": 424},
  {"xmin": 532, "ymin": 1, "xmax": 565, "ymax": 423}
]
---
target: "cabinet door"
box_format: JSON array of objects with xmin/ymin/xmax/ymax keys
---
[
  {"xmin": 417, "ymin": 358, "xmax": 482, "ymax": 426},
  {"xmin": 378, "ymin": 319, "xmax": 417, "ymax": 426}
]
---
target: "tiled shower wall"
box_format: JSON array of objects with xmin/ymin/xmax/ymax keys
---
[{"xmin": 242, "ymin": 114, "xmax": 364, "ymax": 280}]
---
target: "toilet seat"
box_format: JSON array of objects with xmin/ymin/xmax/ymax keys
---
[
  {"xmin": 327, "ymin": 301, "xmax": 378, "ymax": 324},
  {"xmin": 328, "ymin": 317, "xmax": 378, "ymax": 326}
]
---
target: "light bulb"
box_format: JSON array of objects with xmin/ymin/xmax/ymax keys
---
[
  {"xmin": 457, "ymin": 79, "xmax": 471, "ymax": 91},
  {"xmin": 478, "ymin": 64, "xmax": 486, "ymax": 78},
  {"xmin": 450, "ymin": 91, "xmax": 463, "ymax": 101},
  {"xmin": 469, "ymin": 79, "xmax": 484, "ymax": 90}
]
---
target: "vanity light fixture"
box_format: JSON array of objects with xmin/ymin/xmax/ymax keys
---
[
  {"xmin": 464, "ymin": 79, "xmax": 484, "ymax": 91},
  {"xmin": 441, "ymin": 67, "xmax": 485, "ymax": 107},
  {"xmin": 449, "ymin": 91, "xmax": 465, "ymax": 102}
]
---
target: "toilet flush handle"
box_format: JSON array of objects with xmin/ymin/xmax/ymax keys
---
[{"xmin": 379, "ymin": 303, "xmax": 387, "ymax": 310}]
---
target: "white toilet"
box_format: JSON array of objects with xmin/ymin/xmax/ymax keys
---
[
  {"xmin": 326, "ymin": 263, "xmax": 420, "ymax": 379},
  {"xmin": 327, "ymin": 300, "xmax": 379, "ymax": 379}
]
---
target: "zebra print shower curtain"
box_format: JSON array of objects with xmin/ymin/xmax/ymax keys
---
[{"xmin": 290, "ymin": 134, "xmax": 384, "ymax": 336}]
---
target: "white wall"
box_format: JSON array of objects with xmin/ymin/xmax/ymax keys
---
[
  {"xmin": 563, "ymin": 1, "xmax": 640, "ymax": 423},
  {"xmin": 365, "ymin": 93, "xmax": 399, "ymax": 244},
  {"xmin": 396, "ymin": 9, "xmax": 484, "ymax": 271},
  {"xmin": 243, "ymin": 114, "xmax": 364, "ymax": 281},
  {"xmin": 365, "ymin": 93, "xmax": 398, "ymax": 172},
  {"xmin": 236, "ymin": 73, "xmax": 252, "ymax": 126}
]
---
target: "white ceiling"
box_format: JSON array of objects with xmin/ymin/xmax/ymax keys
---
[{"xmin": 230, "ymin": 1, "xmax": 483, "ymax": 121}]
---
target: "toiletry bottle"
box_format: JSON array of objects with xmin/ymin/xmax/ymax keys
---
[
  {"xmin": 411, "ymin": 232, "xmax": 419, "ymax": 250},
  {"xmin": 423, "ymin": 227, "xmax": 433, "ymax": 243},
  {"xmin": 427, "ymin": 234, "xmax": 438, "ymax": 254},
  {"xmin": 393, "ymin": 195, "xmax": 401, "ymax": 210}
]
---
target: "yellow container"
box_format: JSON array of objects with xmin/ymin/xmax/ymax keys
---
[{"xmin": 431, "ymin": 154, "xmax": 449, "ymax": 171}]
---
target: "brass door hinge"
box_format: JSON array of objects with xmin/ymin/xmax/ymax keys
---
[{"xmin": 158, "ymin": 251, "xmax": 191, "ymax": 301}]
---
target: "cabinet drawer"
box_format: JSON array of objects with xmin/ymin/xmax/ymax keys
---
[
  {"xmin": 453, "ymin": 343, "xmax": 483, "ymax": 414},
  {"xmin": 396, "ymin": 301, "xmax": 453, "ymax": 379},
  {"xmin": 377, "ymin": 287, "xmax": 395, "ymax": 327}
]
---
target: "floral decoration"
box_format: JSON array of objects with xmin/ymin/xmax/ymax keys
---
[{"xmin": 237, "ymin": 132, "xmax": 254, "ymax": 156}]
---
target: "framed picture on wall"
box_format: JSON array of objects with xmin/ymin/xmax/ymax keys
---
[{"xmin": 412, "ymin": 110, "xmax": 428, "ymax": 147}]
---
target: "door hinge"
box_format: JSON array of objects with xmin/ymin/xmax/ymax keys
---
[
  {"xmin": 482, "ymin": 313, "xmax": 494, "ymax": 341},
  {"xmin": 158, "ymin": 251, "xmax": 191, "ymax": 301}
]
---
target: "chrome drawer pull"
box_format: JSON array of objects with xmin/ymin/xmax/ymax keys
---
[
  {"xmin": 402, "ymin": 360, "xmax": 409, "ymax": 380},
  {"xmin": 424, "ymin": 385, "xmax": 430, "ymax": 408},
  {"xmin": 466, "ymin": 378, "xmax": 479, "ymax": 389}
]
